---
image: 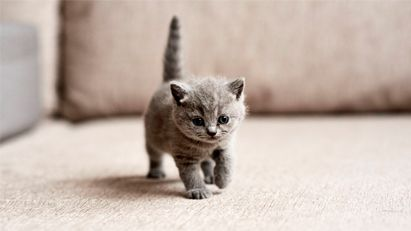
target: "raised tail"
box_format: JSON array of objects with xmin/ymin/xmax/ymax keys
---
[{"xmin": 163, "ymin": 16, "xmax": 183, "ymax": 82}]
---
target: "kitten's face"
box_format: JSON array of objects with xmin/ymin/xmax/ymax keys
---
[{"xmin": 170, "ymin": 78, "xmax": 246, "ymax": 143}]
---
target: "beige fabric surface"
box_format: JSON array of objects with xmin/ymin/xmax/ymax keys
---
[
  {"xmin": 59, "ymin": 1, "xmax": 411, "ymax": 120},
  {"xmin": 1, "ymin": 116, "xmax": 411, "ymax": 230},
  {"xmin": 0, "ymin": 0, "xmax": 60, "ymax": 115}
]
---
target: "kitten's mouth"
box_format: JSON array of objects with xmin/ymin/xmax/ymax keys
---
[
  {"xmin": 195, "ymin": 136, "xmax": 220, "ymax": 143},
  {"xmin": 206, "ymin": 136, "xmax": 221, "ymax": 142}
]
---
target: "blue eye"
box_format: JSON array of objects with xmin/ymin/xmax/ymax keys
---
[
  {"xmin": 192, "ymin": 118, "xmax": 205, "ymax": 126},
  {"xmin": 218, "ymin": 115, "xmax": 230, "ymax": 124}
]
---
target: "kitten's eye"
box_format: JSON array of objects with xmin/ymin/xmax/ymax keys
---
[
  {"xmin": 218, "ymin": 115, "xmax": 230, "ymax": 124},
  {"xmin": 192, "ymin": 118, "xmax": 205, "ymax": 126}
]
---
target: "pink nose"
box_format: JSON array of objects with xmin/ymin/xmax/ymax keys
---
[{"xmin": 207, "ymin": 127, "xmax": 217, "ymax": 137}]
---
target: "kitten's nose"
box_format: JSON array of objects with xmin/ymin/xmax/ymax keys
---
[{"xmin": 206, "ymin": 127, "xmax": 217, "ymax": 137}]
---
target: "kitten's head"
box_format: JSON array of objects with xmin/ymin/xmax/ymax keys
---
[{"xmin": 170, "ymin": 77, "xmax": 246, "ymax": 143}]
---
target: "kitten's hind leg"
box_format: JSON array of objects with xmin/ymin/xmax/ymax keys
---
[
  {"xmin": 201, "ymin": 159, "xmax": 215, "ymax": 184},
  {"xmin": 146, "ymin": 143, "xmax": 166, "ymax": 179}
]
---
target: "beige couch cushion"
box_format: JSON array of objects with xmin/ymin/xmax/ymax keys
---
[
  {"xmin": 0, "ymin": 0, "xmax": 60, "ymax": 115},
  {"xmin": 1, "ymin": 117, "xmax": 411, "ymax": 229},
  {"xmin": 60, "ymin": 1, "xmax": 411, "ymax": 120}
]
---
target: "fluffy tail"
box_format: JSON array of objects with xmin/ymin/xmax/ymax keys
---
[{"xmin": 163, "ymin": 16, "xmax": 183, "ymax": 82}]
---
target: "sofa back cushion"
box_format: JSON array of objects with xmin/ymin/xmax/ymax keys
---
[{"xmin": 59, "ymin": 1, "xmax": 411, "ymax": 120}]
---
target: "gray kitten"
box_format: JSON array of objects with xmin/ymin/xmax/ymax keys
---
[{"xmin": 144, "ymin": 16, "xmax": 246, "ymax": 199}]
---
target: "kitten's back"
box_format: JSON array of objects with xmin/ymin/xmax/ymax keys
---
[{"xmin": 144, "ymin": 83, "xmax": 174, "ymax": 150}]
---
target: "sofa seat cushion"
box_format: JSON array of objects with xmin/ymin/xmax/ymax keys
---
[{"xmin": 1, "ymin": 116, "xmax": 410, "ymax": 230}]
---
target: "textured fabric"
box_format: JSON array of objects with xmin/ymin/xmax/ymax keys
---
[
  {"xmin": 59, "ymin": 0, "xmax": 411, "ymax": 120},
  {"xmin": 0, "ymin": 0, "xmax": 60, "ymax": 115},
  {"xmin": 1, "ymin": 117, "xmax": 411, "ymax": 230}
]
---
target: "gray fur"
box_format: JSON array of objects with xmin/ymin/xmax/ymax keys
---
[
  {"xmin": 163, "ymin": 16, "xmax": 182, "ymax": 82},
  {"xmin": 201, "ymin": 159, "xmax": 215, "ymax": 184},
  {"xmin": 144, "ymin": 16, "xmax": 246, "ymax": 199}
]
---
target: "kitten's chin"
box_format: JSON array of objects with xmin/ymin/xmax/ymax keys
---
[{"xmin": 203, "ymin": 137, "xmax": 220, "ymax": 143}]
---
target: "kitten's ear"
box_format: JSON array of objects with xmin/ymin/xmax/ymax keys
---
[
  {"xmin": 227, "ymin": 78, "xmax": 245, "ymax": 100},
  {"xmin": 170, "ymin": 81, "xmax": 189, "ymax": 105}
]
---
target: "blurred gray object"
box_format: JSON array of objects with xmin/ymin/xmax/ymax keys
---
[{"xmin": 0, "ymin": 23, "xmax": 41, "ymax": 141}]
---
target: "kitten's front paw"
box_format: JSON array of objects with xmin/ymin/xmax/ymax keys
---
[
  {"xmin": 187, "ymin": 188, "xmax": 212, "ymax": 199},
  {"xmin": 146, "ymin": 169, "xmax": 166, "ymax": 179},
  {"xmin": 204, "ymin": 175, "xmax": 214, "ymax": 184},
  {"xmin": 214, "ymin": 174, "xmax": 230, "ymax": 189}
]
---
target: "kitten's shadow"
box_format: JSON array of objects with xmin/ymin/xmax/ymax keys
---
[{"xmin": 79, "ymin": 175, "xmax": 184, "ymax": 199}]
